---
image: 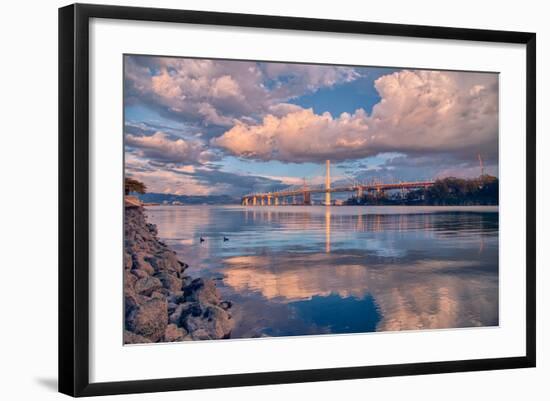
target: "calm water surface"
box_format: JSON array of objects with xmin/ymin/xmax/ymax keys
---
[{"xmin": 145, "ymin": 205, "xmax": 499, "ymax": 338}]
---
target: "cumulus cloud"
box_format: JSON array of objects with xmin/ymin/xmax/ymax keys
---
[
  {"xmin": 125, "ymin": 131, "xmax": 219, "ymax": 165},
  {"xmin": 124, "ymin": 55, "xmax": 360, "ymax": 130},
  {"xmin": 211, "ymin": 108, "xmax": 371, "ymax": 163},
  {"xmin": 212, "ymin": 70, "xmax": 498, "ymax": 164},
  {"xmin": 260, "ymin": 62, "xmax": 359, "ymax": 99}
]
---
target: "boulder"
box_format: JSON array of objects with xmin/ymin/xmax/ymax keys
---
[
  {"xmin": 169, "ymin": 302, "xmax": 198, "ymax": 326},
  {"xmin": 146, "ymin": 222, "xmax": 158, "ymax": 236},
  {"xmin": 155, "ymin": 271, "xmax": 183, "ymax": 293},
  {"xmin": 183, "ymin": 305, "xmax": 233, "ymax": 340},
  {"xmin": 167, "ymin": 291, "xmax": 185, "ymax": 305},
  {"xmin": 183, "ymin": 278, "xmax": 220, "ymax": 305},
  {"xmin": 135, "ymin": 276, "xmax": 163, "ymax": 296},
  {"xmin": 131, "ymin": 268, "xmax": 150, "ymax": 279},
  {"xmin": 125, "ymin": 291, "xmax": 139, "ymax": 314},
  {"xmin": 190, "ymin": 329, "xmax": 211, "ymax": 341},
  {"xmin": 127, "ymin": 298, "xmax": 168, "ymax": 342},
  {"xmin": 151, "ymin": 290, "xmax": 168, "ymax": 300},
  {"xmin": 164, "ymin": 324, "xmax": 188, "ymax": 342},
  {"xmin": 124, "ymin": 271, "xmax": 139, "ymax": 311},
  {"xmin": 153, "ymin": 251, "xmax": 183, "ymax": 275},
  {"xmin": 124, "ymin": 330, "xmax": 151, "ymax": 344},
  {"xmin": 124, "ymin": 271, "xmax": 137, "ymax": 292},
  {"xmin": 124, "ymin": 252, "xmax": 133, "ymax": 270},
  {"xmin": 132, "ymin": 252, "xmax": 155, "ymax": 275}
]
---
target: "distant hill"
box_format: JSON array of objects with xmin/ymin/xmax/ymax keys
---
[{"xmin": 133, "ymin": 192, "xmax": 240, "ymax": 205}]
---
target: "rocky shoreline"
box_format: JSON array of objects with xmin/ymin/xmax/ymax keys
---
[{"xmin": 124, "ymin": 204, "xmax": 233, "ymax": 343}]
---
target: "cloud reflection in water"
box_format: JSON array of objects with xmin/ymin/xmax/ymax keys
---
[{"xmin": 146, "ymin": 205, "xmax": 498, "ymax": 338}]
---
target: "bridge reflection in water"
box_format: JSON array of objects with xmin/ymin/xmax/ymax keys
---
[
  {"xmin": 241, "ymin": 159, "xmax": 434, "ymax": 206},
  {"xmin": 325, "ymin": 209, "xmax": 331, "ymax": 253}
]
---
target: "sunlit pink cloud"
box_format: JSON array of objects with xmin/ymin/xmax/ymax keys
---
[{"xmin": 212, "ymin": 70, "xmax": 498, "ymax": 164}]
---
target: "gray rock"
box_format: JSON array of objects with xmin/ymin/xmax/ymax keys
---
[
  {"xmin": 124, "ymin": 330, "xmax": 152, "ymax": 344},
  {"xmin": 131, "ymin": 268, "xmax": 150, "ymax": 279},
  {"xmin": 124, "ymin": 252, "xmax": 133, "ymax": 270},
  {"xmin": 125, "ymin": 291, "xmax": 139, "ymax": 314},
  {"xmin": 135, "ymin": 276, "xmax": 162, "ymax": 296},
  {"xmin": 164, "ymin": 324, "xmax": 188, "ymax": 342},
  {"xmin": 127, "ymin": 298, "xmax": 168, "ymax": 342},
  {"xmin": 190, "ymin": 329, "xmax": 211, "ymax": 341},
  {"xmin": 152, "ymin": 251, "xmax": 183, "ymax": 275},
  {"xmin": 184, "ymin": 305, "xmax": 233, "ymax": 339},
  {"xmin": 183, "ymin": 278, "xmax": 220, "ymax": 305},
  {"xmin": 169, "ymin": 302, "xmax": 197, "ymax": 326},
  {"xmin": 132, "ymin": 253, "xmax": 155, "ymax": 275},
  {"xmin": 151, "ymin": 290, "xmax": 168, "ymax": 300},
  {"xmin": 167, "ymin": 302, "xmax": 178, "ymax": 314},
  {"xmin": 167, "ymin": 291, "xmax": 185, "ymax": 305},
  {"xmin": 124, "ymin": 271, "xmax": 139, "ymax": 311},
  {"xmin": 124, "ymin": 206, "xmax": 234, "ymax": 342},
  {"xmin": 155, "ymin": 271, "xmax": 183, "ymax": 293},
  {"xmin": 124, "ymin": 271, "xmax": 137, "ymax": 291}
]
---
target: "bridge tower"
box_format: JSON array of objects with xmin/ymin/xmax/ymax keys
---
[{"xmin": 325, "ymin": 160, "xmax": 331, "ymax": 206}]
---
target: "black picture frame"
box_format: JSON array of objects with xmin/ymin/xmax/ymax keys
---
[{"xmin": 59, "ymin": 3, "xmax": 536, "ymax": 397}]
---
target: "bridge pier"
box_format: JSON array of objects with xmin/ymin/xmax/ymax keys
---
[
  {"xmin": 275, "ymin": 196, "xmax": 279, "ymax": 205},
  {"xmin": 267, "ymin": 195, "xmax": 272, "ymax": 206}
]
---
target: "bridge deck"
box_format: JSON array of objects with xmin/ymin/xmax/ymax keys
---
[{"xmin": 242, "ymin": 181, "xmax": 435, "ymax": 200}]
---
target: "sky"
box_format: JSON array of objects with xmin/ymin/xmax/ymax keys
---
[{"xmin": 124, "ymin": 55, "xmax": 499, "ymax": 197}]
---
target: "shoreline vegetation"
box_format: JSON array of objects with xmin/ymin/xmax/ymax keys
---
[
  {"xmin": 124, "ymin": 194, "xmax": 233, "ymax": 344},
  {"xmin": 345, "ymin": 175, "xmax": 499, "ymax": 206}
]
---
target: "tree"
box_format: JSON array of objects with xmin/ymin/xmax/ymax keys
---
[
  {"xmin": 125, "ymin": 177, "xmax": 147, "ymax": 195},
  {"xmin": 400, "ymin": 175, "xmax": 498, "ymax": 206}
]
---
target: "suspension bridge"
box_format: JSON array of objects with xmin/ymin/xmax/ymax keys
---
[{"xmin": 241, "ymin": 160, "xmax": 435, "ymax": 206}]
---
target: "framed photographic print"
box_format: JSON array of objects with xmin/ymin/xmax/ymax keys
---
[{"xmin": 58, "ymin": 3, "xmax": 536, "ymax": 397}]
